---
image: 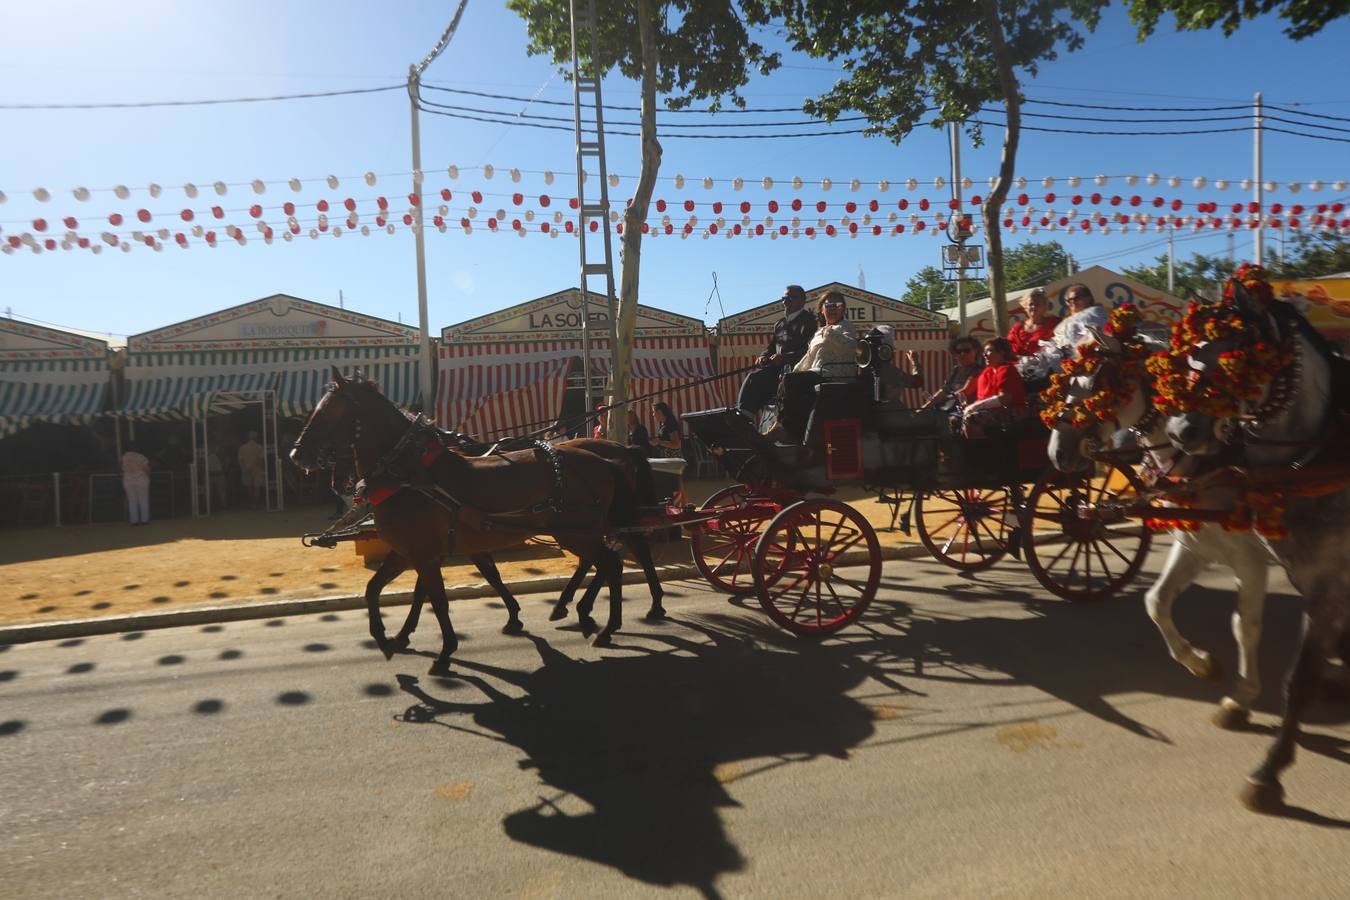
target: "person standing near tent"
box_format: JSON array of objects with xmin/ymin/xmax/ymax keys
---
[
  {"xmin": 120, "ymin": 442, "xmax": 152, "ymax": 526},
  {"xmin": 237, "ymin": 430, "xmax": 266, "ymax": 509}
]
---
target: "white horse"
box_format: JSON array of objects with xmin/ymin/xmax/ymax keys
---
[
  {"xmin": 1046, "ymin": 328, "xmax": 1274, "ymax": 730},
  {"xmin": 1162, "ymin": 282, "xmax": 1350, "ymax": 812}
]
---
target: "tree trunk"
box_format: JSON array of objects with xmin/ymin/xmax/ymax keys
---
[
  {"xmin": 978, "ymin": 0, "xmax": 1021, "ymax": 338},
  {"xmin": 608, "ymin": 0, "xmax": 662, "ymax": 443}
]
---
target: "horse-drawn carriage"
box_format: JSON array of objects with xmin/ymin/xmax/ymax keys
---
[{"xmin": 659, "ymin": 352, "xmax": 1152, "ymax": 636}]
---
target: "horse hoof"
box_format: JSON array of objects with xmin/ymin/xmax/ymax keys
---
[
  {"xmin": 1195, "ymin": 654, "xmax": 1224, "ymax": 683},
  {"xmin": 644, "ymin": 606, "xmax": 668, "ymax": 622},
  {"xmin": 501, "ymin": 619, "xmax": 525, "ymax": 636},
  {"xmin": 428, "ymin": 661, "xmax": 452, "ymax": 678},
  {"xmin": 593, "ymin": 631, "xmax": 614, "ymax": 648},
  {"xmin": 1239, "ymin": 778, "xmax": 1284, "ymax": 813},
  {"xmin": 391, "ymin": 634, "xmax": 412, "ymax": 651},
  {"xmin": 548, "ymin": 605, "xmax": 570, "ymax": 622},
  {"xmin": 1212, "ymin": 702, "xmax": 1250, "ymax": 730},
  {"xmin": 578, "ymin": 616, "xmax": 598, "ymax": 638}
]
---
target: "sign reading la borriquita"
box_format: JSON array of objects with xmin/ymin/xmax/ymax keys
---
[{"xmin": 238, "ymin": 320, "xmax": 328, "ymax": 339}]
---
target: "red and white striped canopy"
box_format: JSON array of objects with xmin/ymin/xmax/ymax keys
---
[{"xmin": 437, "ymin": 342, "xmax": 574, "ymax": 439}]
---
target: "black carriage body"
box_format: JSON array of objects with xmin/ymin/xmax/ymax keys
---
[{"xmin": 684, "ymin": 393, "xmax": 1050, "ymax": 495}]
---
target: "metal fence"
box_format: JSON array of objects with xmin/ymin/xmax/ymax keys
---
[{"xmin": 0, "ymin": 471, "xmax": 193, "ymax": 528}]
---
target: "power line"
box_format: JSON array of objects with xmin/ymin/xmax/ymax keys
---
[
  {"xmin": 1024, "ymin": 98, "xmax": 1249, "ymax": 113},
  {"xmin": 418, "ymin": 96, "xmax": 868, "ymax": 128},
  {"xmin": 0, "ymin": 84, "xmax": 404, "ymax": 110}
]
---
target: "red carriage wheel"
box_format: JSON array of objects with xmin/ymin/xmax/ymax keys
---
[
  {"xmin": 690, "ymin": 485, "xmax": 781, "ymax": 596},
  {"xmin": 753, "ymin": 499, "xmax": 880, "ymax": 637},
  {"xmin": 1021, "ymin": 463, "xmax": 1152, "ymax": 602},
  {"xmin": 915, "ymin": 487, "xmax": 1015, "ymax": 571}
]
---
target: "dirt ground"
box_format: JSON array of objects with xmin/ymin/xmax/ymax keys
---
[{"xmin": 1, "ymin": 479, "xmax": 932, "ymax": 628}]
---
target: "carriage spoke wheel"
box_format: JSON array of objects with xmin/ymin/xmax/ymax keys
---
[
  {"xmin": 1021, "ymin": 463, "xmax": 1152, "ymax": 602},
  {"xmin": 691, "ymin": 485, "xmax": 782, "ymax": 596},
  {"xmin": 753, "ymin": 499, "xmax": 881, "ymax": 637},
  {"xmin": 916, "ymin": 487, "xmax": 1014, "ymax": 571}
]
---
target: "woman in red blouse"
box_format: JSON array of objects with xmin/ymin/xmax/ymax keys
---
[
  {"xmin": 1007, "ymin": 287, "xmax": 1060, "ymax": 358},
  {"xmin": 960, "ymin": 338, "xmax": 1027, "ymax": 436}
]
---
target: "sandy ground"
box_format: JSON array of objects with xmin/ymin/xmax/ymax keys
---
[{"xmin": 1, "ymin": 480, "xmax": 933, "ymax": 628}]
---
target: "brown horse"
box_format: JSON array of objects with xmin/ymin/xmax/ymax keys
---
[
  {"xmin": 351, "ymin": 436, "xmax": 667, "ymax": 653},
  {"xmin": 290, "ymin": 370, "xmax": 649, "ymax": 674}
]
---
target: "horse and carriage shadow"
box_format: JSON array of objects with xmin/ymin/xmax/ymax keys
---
[{"xmin": 290, "ymin": 269, "xmax": 1348, "ymax": 816}]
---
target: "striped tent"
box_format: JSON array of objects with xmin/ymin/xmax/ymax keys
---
[
  {"xmin": 121, "ymin": 346, "xmax": 422, "ymax": 421},
  {"xmin": 437, "ymin": 342, "xmax": 575, "ymax": 439},
  {"xmin": 120, "ymin": 350, "xmax": 281, "ymax": 420},
  {"xmin": 0, "ymin": 357, "xmax": 110, "ymax": 439},
  {"xmin": 588, "ymin": 337, "xmax": 726, "ymax": 429},
  {"xmin": 271, "ymin": 346, "xmax": 421, "ymax": 417}
]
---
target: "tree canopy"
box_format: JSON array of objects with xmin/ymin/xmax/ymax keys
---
[
  {"xmin": 509, "ymin": 0, "xmax": 779, "ymax": 109},
  {"xmin": 1128, "ymin": 0, "xmax": 1350, "ymax": 41},
  {"xmin": 902, "ymin": 241, "xmax": 1074, "ymax": 309}
]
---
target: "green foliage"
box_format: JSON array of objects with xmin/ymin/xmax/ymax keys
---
[
  {"xmin": 901, "ymin": 266, "xmax": 956, "ymax": 309},
  {"xmin": 1122, "ymin": 251, "xmax": 1237, "ymax": 297},
  {"xmin": 903, "ymin": 242, "xmax": 1074, "ymax": 308},
  {"xmin": 1128, "ymin": 0, "xmax": 1350, "ymax": 41},
  {"xmin": 1270, "ymin": 232, "xmax": 1350, "ymax": 278},
  {"xmin": 1122, "ymin": 235, "xmax": 1350, "ymax": 297},
  {"xmin": 743, "ymin": 0, "xmax": 1105, "ymax": 144},
  {"xmin": 507, "ymin": 0, "xmax": 780, "ymax": 110}
]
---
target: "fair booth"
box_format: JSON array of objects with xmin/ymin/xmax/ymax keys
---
[
  {"xmin": 438, "ymin": 288, "xmax": 721, "ymax": 439},
  {"xmin": 119, "ymin": 294, "xmax": 421, "ymax": 514},
  {"xmin": 0, "ymin": 319, "xmax": 114, "ymax": 525}
]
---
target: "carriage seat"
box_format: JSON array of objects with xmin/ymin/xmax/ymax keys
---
[
  {"xmin": 818, "ymin": 361, "xmax": 861, "ymax": 382},
  {"xmin": 802, "ymin": 379, "xmax": 871, "ymax": 447},
  {"xmin": 647, "ymin": 458, "xmax": 687, "ymax": 478}
]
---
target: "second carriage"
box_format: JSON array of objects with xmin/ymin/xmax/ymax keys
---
[{"xmin": 667, "ymin": 344, "xmax": 1154, "ymax": 637}]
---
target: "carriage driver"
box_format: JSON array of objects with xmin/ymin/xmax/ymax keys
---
[{"xmin": 737, "ymin": 284, "xmax": 818, "ymax": 425}]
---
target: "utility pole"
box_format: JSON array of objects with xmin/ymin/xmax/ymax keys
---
[
  {"xmin": 1167, "ymin": 229, "xmax": 1175, "ymax": 294},
  {"xmin": 407, "ymin": 0, "xmax": 471, "ymax": 416},
  {"xmin": 1253, "ymin": 91, "xmax": 1265, "ymax": 266},
  {"xmin": 950, "ymin": 122, "xmax": 966, "ymax": 333}
]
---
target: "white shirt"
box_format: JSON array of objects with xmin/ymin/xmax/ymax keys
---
[
  {"xmin": 1053, "ymin": 304, "xmax": 1110, "ymax": 351},
  {"xmin": 794, "ymin": 320, "xmax": 858, "ymax": 373},
  {"xmin": 121, "ymin": 451, "xmax": 151, "ymax": 487}
]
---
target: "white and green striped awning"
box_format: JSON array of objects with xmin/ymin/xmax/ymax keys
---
[
  {"xmin": 0, "ymin": 358, "xmax": 110, "ymax": 439},
  {"xmin": 120, "ymin": 346, "xmax": 422, "ymax": 421},
  {"xmin": 272, "ymin": 346, "xmax": 421, "ymax": 417}
]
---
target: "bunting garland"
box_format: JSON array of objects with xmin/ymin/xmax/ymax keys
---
[{"xmin": 4, "ymin": 164, "xmax": 1350, "ymax": 256}]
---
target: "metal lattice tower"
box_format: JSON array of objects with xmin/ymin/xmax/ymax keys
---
[{"xmin": 569, "ymin": 0, "xmax": 620, "ymax": 415}]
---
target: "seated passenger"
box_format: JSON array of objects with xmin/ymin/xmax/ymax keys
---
[
  {"xmin": 1008, "ymin": 287, "xmax": 1060, "ymax": 358},
  {"xmin": 918, "ymin": 335, "xmax": 984, "ymax": 413},
  {"xmin": 959, "ymin": 338, "xmax": 1028, "ymax": 437},
  {"xmin": 777, "ymin": 290, "xmax": 857, "ymax": 442}
]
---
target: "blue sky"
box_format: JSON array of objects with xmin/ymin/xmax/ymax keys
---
[{"xmin": 2, "ymin": 1, "xmax": 1348, "ymax": 341}]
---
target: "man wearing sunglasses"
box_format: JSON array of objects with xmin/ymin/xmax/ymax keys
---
[{"xmin": 737, "ymin": 284, "xmax": 818, "ymax": 424}]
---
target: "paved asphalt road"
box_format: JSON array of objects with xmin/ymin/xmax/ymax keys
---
[{"xmin": 4, "ymin": 547, "xmax": 1349, "ymax": 899}]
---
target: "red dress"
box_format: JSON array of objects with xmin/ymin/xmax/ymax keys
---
[
  {"xmin": 1007, "ymin": 316, "xmax": 1060, "ymax": 357},
  {"xmin": 963, "ymin": 363, "xmax": 1028, "ymax": 411}
]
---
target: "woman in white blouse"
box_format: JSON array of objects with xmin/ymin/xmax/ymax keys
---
[{"xmin": 776, "ymin": 290, "xmax": 858, "ymax": 441}]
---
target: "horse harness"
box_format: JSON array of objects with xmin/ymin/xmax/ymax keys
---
[{"xmin": 348, "ymin": 416, "xmax": 570, "ymax": 553}]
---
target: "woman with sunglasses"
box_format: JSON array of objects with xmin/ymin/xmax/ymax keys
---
[
  {"xmin": 774, "ymin": 290, "xmax": 858, "ymax": 442},
  {"xmin": 918, "ymin": 335, "xmax": 985, "ymax": 413}
]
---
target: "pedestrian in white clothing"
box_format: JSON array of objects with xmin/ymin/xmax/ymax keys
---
[{"xmin": 121, "ymin": 443, "xmax": 152, "ymax": 525}]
